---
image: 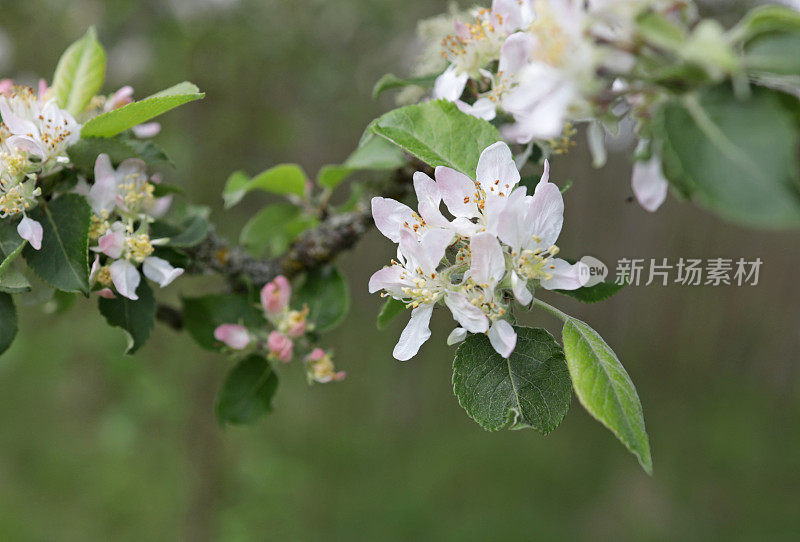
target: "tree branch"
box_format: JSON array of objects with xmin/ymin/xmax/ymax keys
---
[{"xmin": 155, "ymin": 161, "xmax": 422, "ymax": 330}]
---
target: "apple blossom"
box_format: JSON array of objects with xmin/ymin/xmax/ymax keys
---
[
  {"xmin": 369, "ymin": 141, "xmax": 585, "ymax": 360},
  {"xmin": 261, "ymin": 275, "xmax": 291, "ymax": 315},
  {"xmin": 267, "ymin": 331, "xmax": 294, "ymax": 363}
]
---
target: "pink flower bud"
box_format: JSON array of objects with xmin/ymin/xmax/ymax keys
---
[
  {"xmin": 261, "ymin": 275, "xmax": 291, "ymax": 315},
  {"xmin": 267, "ymin": 331, "xmax": 293, "ymax": 363},
  {"xmin": 214, "ymin": 324, "xmax": 251, "ymax": 350},
  {"xmin": 306, "ymin": 348, "xmax": 326, "ymax": 362},
  {"xmin": 0, "ymin": 79, "xmax": 13, "ymax": 96},
  {"xmin": 97, "ymin": 288, "xmax": 116, "ymax": 299},
  {"xmin": 286, "ymin": 320, "xmax": 306, "ymax": 338}
]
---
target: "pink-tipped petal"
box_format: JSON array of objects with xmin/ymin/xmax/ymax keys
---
[
  {"xmin": 143, "ymin": 256, "xmax": 184, "ymax": 287},
  {"xmin": 214, "ymin": 324, "xmax": 251, "ymax": 350},
  {"xmin": 371, "ymin": 197, "xmax": 416, "ymax": 243},
  {"xmin": 260, "ymin": 275, "xmax": 291, "ymax": 314},
  {"xmin": 435, "ymin": 166, "xmax": 479, "ymax": 218}
]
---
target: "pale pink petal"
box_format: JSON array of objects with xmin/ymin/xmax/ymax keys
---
[
  {"xmin": 476, "ymin": 141, "xmax": 520, "ymax": 196},
  {"xmin": 444, "ymin": 292, "xmax": 489, "ymax": 333},
  {"xmin": 368, "ymin": 266, "xmax": 413, "ymax": 297},
  {"xmin": 371, "ymin": 197, "xmax": 416, "ymax": 243},
  {"xmin": 435, "ymin": 166, "xmax": 479, "ymax": 218},
  {"xmin": 17, "ymin": 217, "xmax": 42, "ymax": 250},
  {"xmin": 6, "ymin": 135, "xmax": 44, "ymax": 158},
  {"xmin": 109, "ymin": 259, "xmax": 141, "ymax": 300},
  {"xmin": 97, "ymin": 288, "xmax": 116, "ymax": 299},
  {"xmin": 0, "ymin": 101, "xmax": 39, "ymax": 137},
  {"xmin": 469, "ymin": 232, "xmax": 506, "ymax": 287},
  {"xmin": 418, "ymin": 228, "xmax": 454, "ymax": 275},
  {"xmin": 433, "ymin": 65, "xmax": 468, "ymax": 102},
  {"xmin": 498, "ymin": 32, "xmax": 536, "ymax": 74},
  {"xmin": 455, "ymin": 98, "xmax": 497, "ymax": 121},
  {"xmin": 261, "ymin": 275, "xmax": 291, "ymax": 314},
  {"xmin": 511, "ymin": 271, "xmax": 532, "ymax": 305},
  {"xmin": 631, "ymin": 156, "xmax": 669, "ymax": 212},
  {"xmin": 540, "ymin": 258, "xmax": 587, "ymax": 290},
  {"xmin": 214, "ymin": 324, "xmax": 251, "ymax": 350},
  {"xmin": 89, "ymin": 154, "xmax": 120, "ymax": 214},
  {"xmin": 97, "ymin": 230, "xmax": 125, "ymax": 259},
  {"xmin": 446, "ymin": 327, "xmax": 468, "ymax": 345},
  {"xmin": 496, "ymin": 186, "xmax": 529, "ymax": 249},
  {"xmin": 132, "ymin": 122, "xmax": 161, "ymax": 138},
  {"xmin": 143, "ymin": 256, "xmax": 184, "ymax": 287},
  {"xmin": 527, "ymin": 179, "xmax": 564, "ymax": 249},
  {"xmin": 488, "ymin": 319, "xmax": 517, "ymax": 358},
  {"xmin": 413, "ymin": 171, "xmax": 450, "ymax": 228},
  {"xmin": 393, "ymin": 304, "xmax": 433, "ymax": 361}
]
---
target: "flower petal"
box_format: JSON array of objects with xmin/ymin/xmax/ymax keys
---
[
  {"xmin": 476, "ymin": 141, "xmax": 520, "ymax": 196},
  {"xmin": 498, "ymin": 32, "xmax": 536, "ymax": 75},
  {"xmin": 109, "ymin": 259, "xmax": 141, "ymax": 300},
  {"xmin": 488, "ymin": 319, "xmax": 517, "ymax": 358},
  {"xmin": 143, "ymin": 256, "xmax": 184, "ymax": 287},
  {"xmin": 511, "ymin": 271, "xmax": 533, "ymax": 305},
  {"xmin": 433, "ymin": 64, "xmax": 468, "ymax": 102},
  {"xmin": 371, "ymin": 197, "xmax": 416, "ymax": 243},
  {"xmin": 17, "ymin": 217, "xmax": 42, "ymax": 250},
  {"xmin": 393, "ymin": 304, "xmax": 433, "ymax": 361},
  {"xmin": 214, "ymin": 324, "xmax": 251, "ymax": 350},
  {"xmin": 447, "ymin": 327, "xmax": 468, "ymax": 345},
  {"xmin": 435, "ymin": 166, "xmax": 478, "ymax": 218},
  {"xmin": 469, "ymin": 232, "xmax": 506, "ymax": 287},
  {"xmin": 631, "ymin": 156, "xmax": 669, "ymax": 212},
  {"xmin": 445, "ymin": 292, "xmax": 489, "ymax": 333},
  {"xmin": 540, "ymin": 258, "xmax": 587, "ymax": 290},
  {"xmin": 368, "ymin": 265, "xmax": 413, "ymax": 297},
  {"xmin": 527, "ymin": 177, "xmax": 564, "ymax": 249}
]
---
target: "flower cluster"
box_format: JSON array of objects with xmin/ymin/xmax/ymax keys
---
[
  {"xmin": 83, "ymin": 153, "xmax": 181, "ymax": 300},
  {"xmin": 369, "ymin": 141, "xmax": 586, "ymax": 360},
  {"xmin": 214, "ymin": 275, "xmax": 346, "ymax": 384},
  {"xmin": 425, "ymin": 0, "xmax": 705, "ymax": 213},
  {"xmin": 0, "ymin": 81, "xmax": 80, "ymax": 248}
]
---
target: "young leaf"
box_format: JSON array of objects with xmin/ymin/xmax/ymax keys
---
[
  {"xmin": 182, "ymin": 294, "xmax": 263, "ymax": 351},
  {"xmin": 216, "ymin": 354, "xmax": 279, "ymax": 425},
  {"xmin": 317, "ymin": 136, "xmax": 406, "ymax": 189},
  {"xmin": 553, "ymin": 282, "xmax": 626, "ymax": 304},
  {"xmin": 0, "ymin": 293, "xmax": 18, "ymax": 356},
  {"xmin": 376, "ymin": 297, "xmax": 406, "ymax": 330},
  {"xmin": 80, "ymin": 82, "xmax": 204, "ymax": 138},
  {"xmin": 561, "ymin": 317, "xmax": 652, "ymax": 474},
  {"xmin": 730, "ymin": 4, "xmax": 800, "ymax": 42},
  {"xmin": 164, "ymin": 215, "xmax": 209, "ymax": 248},
  {"xmin": 371, "ymin": 100, "xmax": 501, "ymax": 177},
  {"xmin": 372, "ymin": 72, "xmax": 438, "ymax": 99},
  {"xmin": 744, "ymin": 30, "xmax": 800, "ymax": 75},
  {"xmin": 98, "ymin": 280, "xmax": 156, "ymax": 355},
  {"xmin": 223, "ymin": 164, "xmax": 306, "ymax": 208},
  {"xmin": 0, "ymin": 219, "xmax": 26, "ymax": 278},
  {"xmin": 453, "ymin": 327, "xmax": 572, "ymax": 434},
  {"xmin": 23, "ymin": 194, "xmax": 92, "ymax": 294},
  {"xmin": 239, "ymin": 203, "xmax": 317, "ymax": 257},
  {"xmin": 657, "ymin": 85, "xmax": 800, "ymax": 228},
  {"xmin": 294, "ymin": 266, "xmax": 350, "ymax": 333},
  {"xmin": 51, "ymin": 27, "xmax": 106, "ymax": 115}
]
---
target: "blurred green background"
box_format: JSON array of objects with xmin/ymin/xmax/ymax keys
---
[{"xmin": 0, "ymin": 0, "xmax": 799, "ymax": 540}]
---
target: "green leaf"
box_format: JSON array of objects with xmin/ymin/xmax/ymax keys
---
[
  {"xmin": 182, "ymin": 294, "xmax": 263, "ymax": 351},
  {"xmin": 372, "ymin": 72, "xmax": 438, "ymax": 99},
  {"xmin": 23, "ymin": 194, "xmax": 92, "ymax": 294},
  {"xmin": 554, "ymin": 282, "xmax": 626, "ymax": 304},
  {"xmin": 239, "ymin": 203, "xmax": 317, "ymax": 257},
  {"xmin": 562, "ymin": 317, "xmax": 652, "ymax": 474},
  {"xmin": 295, "ymin": 266, "xmax": 350, "ymax": 333},
  {"xmin": 80, "ymin": 82, "xmax": 204, "ymax": 138},
  {"xmin": 68, "ymin": 136, "xmax": 172, "ymax": 172},
  {"xmin": 0, "ymin": 293, "xmax": 18, "ymax": 356},
  {"xmin": 452, "ymin": 326, "xmax": 572, "ymax": 434},
  {"xmin": 51, "ymin": 27, "xmax": 106, "ymax": 115},
  {"xmin": 98, "ymin": 280, "xmax": 156, "ymax": 354},
  {"xmin": 0, "ymin": 265, "xmax": 32, "ymax": 294},
  {"xmin": 731, "ymin": 5, "xmax": 800, "ymax": 43},
  {"xmin": 657, "ymin": 85, "xmax": 800, "ymax": 228},
  {"xmin": 744, "ymin": 30, "xmax": 800, "ymax": 75},
  {"xmin": 317, "ymin": 135, "xmax": 406, "ymax": 189},
  {"xmin": 636, "ymin": 11, "xmax": 686, "ymax": 51},
  {"xmin": 216, "ymin": 354, "xmax": 279, "ymax": 425},
  {"xmin": 371, "ymin": 100, "xmax": 501, "ymax": 177},
  {"xmin": 223, "ymin": 164, "xmax": 306, "ymax": 208},
  {"xmin": 167, "ymin": 215, "xmax": 209, "ymax": 248},
  {"xmin": 0, "ymin": 219, "xmax": 26, "ymax": 279},
  {"xmin": 376, "ymin": 297, "xmax": 406, "ymax": 330}
]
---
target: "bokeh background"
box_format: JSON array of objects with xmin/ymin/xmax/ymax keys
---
[{"xmin": 0, "ymin": 0, "xmax": 798, "ymax": 540}]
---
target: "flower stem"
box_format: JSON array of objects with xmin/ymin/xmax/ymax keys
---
[{"xmin": 532, "ymin": 297, "xmax": 570, "ymax": 323}]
